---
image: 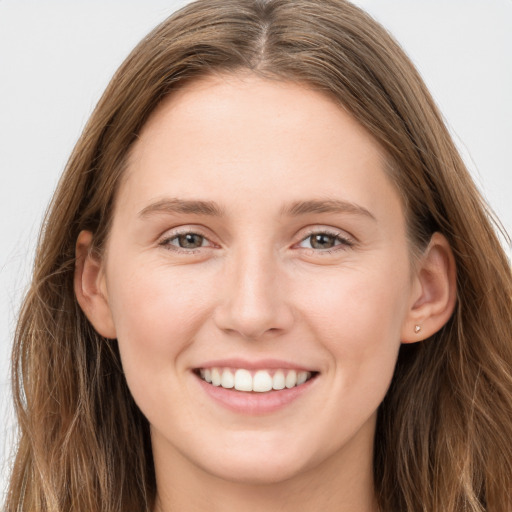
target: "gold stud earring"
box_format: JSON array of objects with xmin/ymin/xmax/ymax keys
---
[{"xmin": 414, "ymin": 325, "xmax": 421, "ymax": 334}]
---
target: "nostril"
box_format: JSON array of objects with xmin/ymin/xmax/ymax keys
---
[{"xmin": 212, "ymin": 299, "xmax": 294, "ymax": 340}]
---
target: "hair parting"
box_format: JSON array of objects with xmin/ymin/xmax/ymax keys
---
[{"xmin": 5, "ymin": 1, "xmax": 512, "ymax": 511}]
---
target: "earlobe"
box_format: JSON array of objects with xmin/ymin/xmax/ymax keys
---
[
  {"xmin": 401, "ymin": 232, "xmax": 457, "ymax": 343},
  {"xmin": 74, "ymin": 230, "xmax": 117, "ymax": 339}
]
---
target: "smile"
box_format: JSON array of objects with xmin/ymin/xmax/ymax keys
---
[{"xmin": 197, "ymin": 367, "xmax": 316, "ymax": 393}]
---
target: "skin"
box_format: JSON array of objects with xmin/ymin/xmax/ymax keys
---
[{"xmin": 75, "ymin": 73, "xmax": 456, "ymax": 512}]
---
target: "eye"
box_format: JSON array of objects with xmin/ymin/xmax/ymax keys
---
[
  {"xmin": 173, "ymin": 233, "xmax": 207, "ymax": 249},
  {"xmin": 159, "ymin": 230, "xmax": 213, "ymax": 252},
  {"xmin": 298, "ymin": 231, "xmax": 353, "ymax": 251}
]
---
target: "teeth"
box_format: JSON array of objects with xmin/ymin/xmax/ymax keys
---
[
  {"xmin": 297, "ymin": 371, "xmax": 308, "ymax": 385},
  {"xmin": 272, "ymin": 370, "xmax": 286, "ymax": 390},
  {"xmin": 198, "ymin": 367, "xmax": 313, "ymax": 392},
  {"xmin": 211, "ymin": 368, "xmax": 222, "ymax": 386},
  {"xmin": 234, "ymin": 369, "xmax": 252, "ymax": 391},
  {"xmin": 285, "ymin": 370, "xmax": 297, "ymax": 389},
  {"xmin": 221, "ymin": 369, "xmax": 234, "ymax": 389},
  {"xmin": 253, "ymin": 370, "xmax": 273, "ymax": 392}
]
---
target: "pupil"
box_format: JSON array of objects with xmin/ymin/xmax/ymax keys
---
[
  {"xmin": 179, "ymin": 234, "xmax": 203, "ymax": 248},
  {"xmin": 311, "ymin": 234, "xmax": 334, "ymax": 249}
]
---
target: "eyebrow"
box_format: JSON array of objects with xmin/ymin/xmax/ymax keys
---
[
  {"xmin": 138, "ymin": 198, "xmax": 225, "ymax": 218},
  {"xmin": 280, "ymin": 199, "xmax": 376, "ymax": 220},
  {"xmin": 138, "ymin": 197, "xmax": 375, "ymax": 221}
]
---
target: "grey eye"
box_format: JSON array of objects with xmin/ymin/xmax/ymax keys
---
[
  {"xmin": 308, "ymin": 233, "xmax": 337, "ymax": 249},
  {"xmin": 298, "ymin": 231, "xmax": 353, "ymax": 251},
  {"xmin": 174, "ymin": 233, "xmax": 205, "ymax": 249},
  {"xmin": 299, "ymin": 233, "xmax": 342, "ymax": 250}
]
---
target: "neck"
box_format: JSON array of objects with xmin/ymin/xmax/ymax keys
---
[{"xmin": 152, "ymin": 424, "xmax": 378, "ymax": 512}]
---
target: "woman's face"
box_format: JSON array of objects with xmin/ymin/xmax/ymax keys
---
[{"xmin": 98, "ymin": 74, "xmax": 418, "ymax": 484}]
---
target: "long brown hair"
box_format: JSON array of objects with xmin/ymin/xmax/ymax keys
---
[{"xmin": 6, "ymin": 1, "xmax": 512, "ymax": 510}]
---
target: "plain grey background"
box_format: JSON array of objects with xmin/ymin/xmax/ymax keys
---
[{"xmin": 1, "ymin": 0, "xmax": 511, "ymax": 496}]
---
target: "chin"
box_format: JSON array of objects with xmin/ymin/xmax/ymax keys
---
[
  {"xmin": 200, "ymin": 454, "xmax": 309, "ymax": 486},
  {"xmin": 198, "ymin": 432, "xmax": 328, "ymax": 485}
]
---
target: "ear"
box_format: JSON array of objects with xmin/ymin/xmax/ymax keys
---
[
  {"xmin": 401, "ymin": 232, "xmax": 457, "ymax": 343},
  {"xmin": 74, "ymin": 230, "xmax": 117, "ymax": 339}
]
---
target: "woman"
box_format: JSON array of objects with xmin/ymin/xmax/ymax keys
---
[{"xmin": 5, "ymin": 0, "xmax": 512, "ymax": 511}]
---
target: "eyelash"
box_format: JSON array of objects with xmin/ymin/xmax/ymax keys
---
[
  {"xmin": 297, "ymin": 229, "xmax": 354, "ymax": 254},
  {"xmin": 158, "ymin": 228, "xmax": 355, "ymax": 255},
  {"xmin": 159, "ymin": 229, "xmax": 213, "ymax": 254}
]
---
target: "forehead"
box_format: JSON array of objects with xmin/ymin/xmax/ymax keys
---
[
  {"xmin": 132, "ymin": 73, "xmax": 386, "ymax": 162},
  {"xmin": 118, "ymin": 73, "xmax": 402, "ymax": 226}
]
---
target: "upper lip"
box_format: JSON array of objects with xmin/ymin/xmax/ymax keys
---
[{"xmin": 194, "ymin": 358, "xmax": 317, "ymax": 372}]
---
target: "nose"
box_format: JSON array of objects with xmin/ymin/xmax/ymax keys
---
[{"xmin": 213, "ymin": 248, "xmax": 294, "ymax": 340}]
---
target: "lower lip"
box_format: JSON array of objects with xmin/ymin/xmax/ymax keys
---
[{"xmin": 195, "ymin": 373, "xmax": 317, "ymax": 415}]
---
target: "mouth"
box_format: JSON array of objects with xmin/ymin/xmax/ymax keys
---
[{"xmin": 194, "ymin": 367, "xmax": 318, "ymax": 393}]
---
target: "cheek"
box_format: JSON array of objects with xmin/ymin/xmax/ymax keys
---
[
  {"xmin": 295, "ymin": 258, "xmax": 410, "ymax": 386},
  {"xmin": 104, "ymin": 259, "xmax": 213, "ymax": 384},
  {"xmin": 301, "ymin": 262, "xmax": 408, "ymax": 331},
  {"xmin": 103, "ymin": 260, "xmax": 220, "ymax": 424}
]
